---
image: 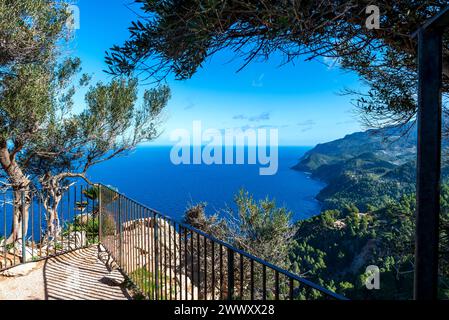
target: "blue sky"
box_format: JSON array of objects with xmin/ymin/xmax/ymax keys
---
[{"xmin": 70, "ymin": 0, "xmax": 365, "ymax": 146}]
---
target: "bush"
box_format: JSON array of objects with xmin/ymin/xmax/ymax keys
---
[{"xmin": 184, "ymin": 189, "xmax": 296, "ymax": 268}]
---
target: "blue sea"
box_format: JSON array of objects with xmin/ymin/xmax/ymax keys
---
[
  {"xmin": 0, "ymin": 146, "xmax": 324, "ymax": 241},
  {"xmin": 88, "ymin": 146, "xmax": 325, "ymax": 222}
]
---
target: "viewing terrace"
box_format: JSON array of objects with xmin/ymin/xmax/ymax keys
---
[{"xmin": 0, "ymin": 185, "xmax": 346, "ymax": 301}]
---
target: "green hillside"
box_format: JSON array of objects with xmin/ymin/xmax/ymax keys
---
[{"xmin": 293, "ymin": 126, "xmax": 420, "ymax": 210}]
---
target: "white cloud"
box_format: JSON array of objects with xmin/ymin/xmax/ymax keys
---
[
  {"xmin": 251, "ymin": 73, "xmax": 265, "ymax": 88},
  {"xmin": 233, "ymin": 112, "xmax": 271, "ymax": 122}
]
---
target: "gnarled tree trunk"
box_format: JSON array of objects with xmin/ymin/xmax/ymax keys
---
[
  {"xmin": 40, "ymin": 174, "xmax": 64, "ymax": 241},
  {"xmin": 40, "ymin": 172, "xmax": 94, "ymax": 241},
  {"xmin": 0, "ymin": 144, "xmax": 31, "ymax": 245},
  {"xmin": 9, "ymin": 189, "xmax": 31, "ymax": 245},
  {"xmin": 42, "ymin": 188, "xmax": 63, "ymax": 241}
]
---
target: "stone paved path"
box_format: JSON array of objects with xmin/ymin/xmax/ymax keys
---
[{"xmin": 0, "ymin": 246, "xmax": 131, "ymax": 300}]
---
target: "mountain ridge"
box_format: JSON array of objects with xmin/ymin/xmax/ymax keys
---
[{"xmin": 293, "ymin": 125, "xmax": 421, "ymax": 210}]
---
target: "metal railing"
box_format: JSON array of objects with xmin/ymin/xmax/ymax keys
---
[
  {"xmin": 1, "ymin": 186, "xmax": 98, "ymax": 271},
  {"xmin": 1, "ymin": 183, "xmax": 346, "ymax": 300},
  {"xmin": 98, "ymin": 184, "xmax": 347, "ymax": 300}
]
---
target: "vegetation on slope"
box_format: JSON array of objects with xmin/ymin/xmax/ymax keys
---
[
  {"xmin": 293, "ymin": 126, "xmax": 428, "ymax": 211},
  {"xmin": 184, "ymin": 128, "xmax": 449, "ymax": 299},
  {"xmin": 186, "ymin": 187, "xmax": 449, "ymax": 299}
]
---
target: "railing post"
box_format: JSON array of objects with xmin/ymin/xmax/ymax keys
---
[
  {"xmin": 118, "ymin": 195, "xmax": 123, "ymax": 267},
  {"xmin": 154, "ymin": 213, "xmax": 159, "ymax": 300},
  {"xmin": 98, "ymin": 185, "xmax": 102, "ymax": 244},
  {"xmin": 21, "ymin": 191, "xmax": 27, "ymax": 263},
  {"xmin": 227, "ymin": 248, "xmax": 234, "ymax": 300},
  {"xmin": 415, "ymin": 27, "xmax": 442, "ymax": 300}
]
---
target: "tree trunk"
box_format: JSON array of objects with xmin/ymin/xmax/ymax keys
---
[
  {"xmin": 7, "ymin": 189, "xmax": 31, "ymax": 245},
  {"xmin": 42, "ymin": 187, "xmax": 62, "ymax": 241},
  {"xmin": 0, "ymin": 144, "xmax": 31, "ymax": 245},
  {"xmin": 40, "ymin": 172, "xmax": 92, "ymax": 241}
]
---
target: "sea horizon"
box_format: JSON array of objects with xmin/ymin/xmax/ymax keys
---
[{"xmin": 88, "ymin": 145, "xmax": 325, "ymax": 222}]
